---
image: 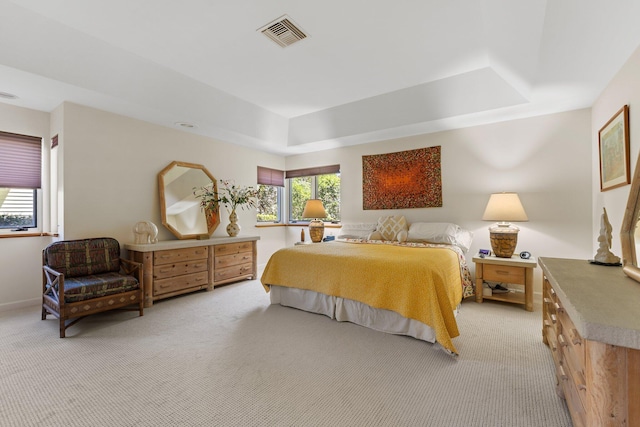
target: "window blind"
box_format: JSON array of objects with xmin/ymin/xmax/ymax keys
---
[
  {"xmin": 257, "ymin": 166, "xmax": 285, "ymax": 187},
  {"xmin": 285, "ymin": 164, "xmax": 340, "ymax": 179},
  {"xmin": 0, "ymin": 131, "xmax": 42, "ymax": 189}
]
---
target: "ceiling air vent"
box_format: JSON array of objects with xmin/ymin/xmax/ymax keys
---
[{"xmin": 259, "ymin": 15, "xmax": 307, "ymax": 48}]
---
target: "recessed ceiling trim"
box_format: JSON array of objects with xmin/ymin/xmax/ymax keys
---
[
  {"xmin": 258, "ymin": 15, "xmax": 308, "ymax": 48},
  {"xmin": 0, "ymin": 91, "xmax": 19, "ymax": 99},
  {"xmin": 175, "ymin": 122, "xmax": 197, "ymax": 129}
]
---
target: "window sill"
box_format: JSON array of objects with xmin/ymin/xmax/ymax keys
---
[
  {"xmin": 0, "ymin": 232, "xmax": 57, "ymax": 239},
  {"xmin": 287, "ymin": 223, "xmax": 342, "ymax": 228},
  {"xmin": 254, "ymin": 223, "xmax": 342, "ymax": 228}
]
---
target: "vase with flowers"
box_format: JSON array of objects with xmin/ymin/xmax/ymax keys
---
[{"xmin": 194, "ymin": 179, "xmax": 258, "ymax": 237}]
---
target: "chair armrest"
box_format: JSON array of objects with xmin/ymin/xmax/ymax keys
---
[
  {"xmin": 43, "ymin": 265, "xmax": 64, "ymax": 302},
  {"xmin": 43, "ymin": 265, "xmax": 62, "ymax": 278},
  {"xmin": 120, "ymin": 258, "xmax": 143, "ymax": 284}
]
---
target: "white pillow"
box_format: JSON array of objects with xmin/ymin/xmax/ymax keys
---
[
  {"xmin": 367, "ymin": 230, "xmax": 384, "ymax": 240},
  {"xmin": 337, "ymin": 223, "xmax": 377, "ymax": 239},
  {"xmin": 454, "ymin": 228, "xmax": 473, "ymax": 253},
  {"xmin": 377, "ymin": 216, "xmax": 408, "ymax": 241},
  {"xmin": 407, "ymin": 222, "xmax": 473, "ymax": 252}
]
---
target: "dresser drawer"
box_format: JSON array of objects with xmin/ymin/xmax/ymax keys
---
[
  {"xmin": 559, "ymin": 363, "xmax": 587, "ymax": 427},
  {"xmin": 215, "ymin": 252, "xmax": 253, "ymax": 269},
  {"xmin": 154, "ymin": 247, "xmax": 208, "ymax": 265},
  {"xmin": 153, "ymin": 260, "xmax": 208, "ymax": 280},
  {"xmin": 558, "ymin": 308, "xmax": 585, "ymax": 370},
  {"xmin": 214, "ymin": 242, "xmax": 253, "ymax": 256},
  {"xmin": 214, "ymin": 263, "xmax": 253, "ymax": 282},
  {"xmin": 484, "ymin": 264, "xmax": 525, "ymax": 284},
  {"xmin": 154, "ymin": 271, "xmax": 209, "ymax": 295}
]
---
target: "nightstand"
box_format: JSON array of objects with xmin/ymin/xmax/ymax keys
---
[{"xmin": 473, "ymin": 254, "xmax": 537, "ymax": 311}]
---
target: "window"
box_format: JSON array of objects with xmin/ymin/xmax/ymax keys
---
[
  {"xmin": 256, "ymin": 166, "xmax": 284, "ymax": 223},
  {"xmin": 0, "ymin": 131, "xmax": 41, "ymax": 230},
  {"xmin": 287, "ymin": 165, "xmax": 340, "ymax": 223}
]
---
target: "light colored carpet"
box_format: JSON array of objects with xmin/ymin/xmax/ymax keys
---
[{"xmin": 0, "ymin": 280, "xmax": 571, "ymax": 426}]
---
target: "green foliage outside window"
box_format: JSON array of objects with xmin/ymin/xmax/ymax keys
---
[
  {"xmin": 317, "ymin": 174, "xmax": 340, "ymax": 221},
  {"xmin": 290, "ymin": 177, "xmax": 311, "ymax": 220},
  {"xmin": 290, "ymin": 174, "xmax": 340, "ymax": 222},
  {"xmin": 257, "ymin": 185, "xmax": 280, "ymax": 222}
]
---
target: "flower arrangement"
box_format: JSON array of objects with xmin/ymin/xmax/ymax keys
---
[{"xmin": 194, "ymin": 179, "xmax": 258, "ymax": 213}]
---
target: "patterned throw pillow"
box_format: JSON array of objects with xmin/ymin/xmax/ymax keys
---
[{"xmin": 377, "ymin": 216, "xmax": 408, "ymax": 241}]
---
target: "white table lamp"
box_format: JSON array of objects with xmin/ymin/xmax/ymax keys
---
[
  {"xmin": 482, "ymin": 192, "xmax": 528, "ymax": 258},
  {"xmin": 302, "ymin": 199, "xmax": 328, "ymax": 243}
]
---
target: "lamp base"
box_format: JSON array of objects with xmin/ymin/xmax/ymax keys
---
[
  {"xmin": 308, "ymin": 219, "xmax": 325, "ymax": 243},
  {"xmin": 489, "ymin": 227, "xmax": 518, "ymax": 258}
]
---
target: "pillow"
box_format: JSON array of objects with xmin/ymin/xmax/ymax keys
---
[
  {"xmin": 454, "ymin": 228, "xmax": 473, "ymax": 253},
  {"xmin": 337, "ymin": 223, "xmax": 377, "ymax": 239},
  {"xmin": 377, "ymin": 215, "xmax": 408, "ymax": 241},
  {"xmin": 367, "ymin": 230, "xmax": 384, "ymax": 240},
  {"xmin": 407, "ymin": 222, "xmax": 473, "ymax": 252}
]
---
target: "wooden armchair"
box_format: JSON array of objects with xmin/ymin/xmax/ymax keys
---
[{"xmin": 42, "ymin": 237, "xmax": 144, "ymax": 337}]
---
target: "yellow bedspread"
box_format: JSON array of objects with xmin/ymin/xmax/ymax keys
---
[{"xmin": 260, "ymin": 241, "xmax": 464, "ymax": 354}]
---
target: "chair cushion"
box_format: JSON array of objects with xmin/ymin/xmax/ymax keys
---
[
  {"xmin": 44, "ymin": 238, "xmax": 121, "ymax": 278},
  {"xmin": 62, "ymin": 272, "xmax": 140, "ymax": 303}
]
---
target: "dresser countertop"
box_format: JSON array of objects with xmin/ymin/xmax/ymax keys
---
[
  {"xmin": 539, "ymin": 257, "xmax": 640, "ymax": 350},
  {"xmin": 124, "ymin": 235, "xmax": 259, "ymax": 252}
]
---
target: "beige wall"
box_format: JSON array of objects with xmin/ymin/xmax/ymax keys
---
[
  {"xmin": 0, "ymin": 100, "xmax": 596, "ymax": 309},
  {"xmin": 0, "ymin": 103, "xmax": 53, "ymax": 309},
  {"xmin": 286, "ymin": 109, "xmax": 594, "ymax": 289},
  {"xmin": 592, "ymin": 44, "xmax": 640, "ymax": 258}
]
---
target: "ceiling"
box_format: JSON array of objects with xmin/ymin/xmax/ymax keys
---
[{"xmin": 1, "ymin": 0, "xmax": 640, "ymax": 155}]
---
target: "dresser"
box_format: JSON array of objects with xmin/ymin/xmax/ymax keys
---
[
  {"xmin": 125, "ymin": 236, "xmax": 259, "ymax": 307},
  {"xmin": 540, "ymin": 257, "xmax": 640, "ymax": 427}
]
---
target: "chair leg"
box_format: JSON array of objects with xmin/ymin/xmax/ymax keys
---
[
  {"xmin": 59, "ymin": 319, "xmax": 66, "ymax": 338},
  {"xmin": 41, "ymin": 306, "xmax": 48, "ymax": 320}
]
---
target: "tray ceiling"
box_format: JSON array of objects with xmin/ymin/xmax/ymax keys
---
[{"xmin": 1, "ymin": 0, "xmax": 640, "ymax": 154}]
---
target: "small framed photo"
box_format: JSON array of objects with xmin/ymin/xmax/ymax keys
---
[{"xmin": 599, "ymin": 105, "xmax": 630, "ymax": 191}]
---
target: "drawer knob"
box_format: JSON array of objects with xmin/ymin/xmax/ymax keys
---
[
  {"xmin": 558, "ymin": 365, "xmax": 569, "ymax": 381},
  {"xmin": 558, "ymin": 334, "xmax": 568, "ymax": 347},
  {"xmin": 571, "ymin": 330, "xmax": 582, "ymax": 346}
]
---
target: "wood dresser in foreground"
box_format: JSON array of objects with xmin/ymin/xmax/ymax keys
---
[
  {"xmin": 540, "ymin": 257, "xmax": 640, "ymax": 427},
  {"xmin": 125, "ymin": 236, "xmax": 259, "ymax": 307}
]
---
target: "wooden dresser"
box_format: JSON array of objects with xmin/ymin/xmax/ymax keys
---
[
  {"xmin": 540, "ymin": 257, "xmax": 640, "ymax": 427},
  {"xmin": 125, "ymin": 236, "xmax": 259, "ymax": 307}
]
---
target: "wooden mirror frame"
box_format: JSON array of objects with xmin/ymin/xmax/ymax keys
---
[
  {"xmin": 621, "ymin": 149, "xmax": 640, "ymax": 282},
  {"xmin": 158, "ymin": 161, "xmax": 221, "ymax": 240}
]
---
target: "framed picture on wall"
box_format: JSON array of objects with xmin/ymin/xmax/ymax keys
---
[{"xmin": 599, "ymin": 105, "xmax": 630, "ymax": 191}]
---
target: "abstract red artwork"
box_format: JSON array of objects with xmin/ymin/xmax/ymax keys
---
[{"xmin": 362, "ymin": 146, "xmax": 442, "ymax": 210}]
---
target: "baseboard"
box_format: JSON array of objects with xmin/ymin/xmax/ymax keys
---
[{"xmin": 0, "ymin": 298, "xmax": 40, "ymax": 313}]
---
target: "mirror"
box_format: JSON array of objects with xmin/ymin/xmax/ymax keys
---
[
  {"xmin": 158, "ymin": 161, "xmax": 221, "ymax": 239},
  {"xmin": 621, "ymin": 150, "xmax": 640, "ymax": 282}
]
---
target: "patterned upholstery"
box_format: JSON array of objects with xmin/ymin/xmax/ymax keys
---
[
  {"xmin": 63, "ymin": 272, "xmax": 140, "ymax": 303},
  {"xmin": 44, "ymin": 238, "xmax": 120, "ymax": 278}
]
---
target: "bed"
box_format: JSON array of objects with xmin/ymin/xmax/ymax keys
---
[{"xmin": 260, "ymin": 220, "xmax": 474, "ymax": 355}]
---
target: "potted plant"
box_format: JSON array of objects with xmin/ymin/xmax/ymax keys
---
[{"xmin": 194, "ymin": 179, "xmax": 258, "ymax": 236}]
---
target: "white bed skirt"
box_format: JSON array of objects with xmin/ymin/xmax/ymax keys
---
[{"xmin": 269, "ymin": 285, "xmax": 459, "ymax": 343}]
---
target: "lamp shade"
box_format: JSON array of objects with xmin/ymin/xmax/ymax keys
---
[
  {"xmin": 302, "ymin": 199, "xmax": 327, "ymax": 219},
  {"xmin": 482, "ymin": 193, "xmax": 528, "ymax": 222}
]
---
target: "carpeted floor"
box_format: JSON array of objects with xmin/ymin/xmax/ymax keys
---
[{"xmin": 0, "ymin": 279, "xmax": 572, "ymax": 426}]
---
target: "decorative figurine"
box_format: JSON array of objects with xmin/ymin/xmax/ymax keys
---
[
  {"xmin": 591, "ymin": 208, "xmax": 621, "ymax": 265},
  {"xmin": 133, "ymin": 221, "xmax": 158, "ymax": 244}
]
